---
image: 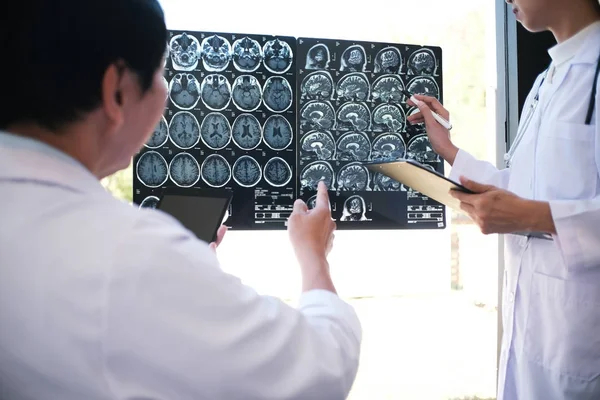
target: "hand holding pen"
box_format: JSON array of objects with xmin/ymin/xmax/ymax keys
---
[{"xmin": 406, "ymin": 93, "xmax": 459, "ymax": 165}]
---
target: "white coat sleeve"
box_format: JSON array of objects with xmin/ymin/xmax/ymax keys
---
[
  {"xmin": 101, "ymin": 211, "xmax": 362, "ymax": 400},
  {"xmin": 448, "ymin": 149, "xmax": 510, "ymax": 189},
  {"xmin": 548, "ymin": 88, "xmax": 600, "ymax": 270}
]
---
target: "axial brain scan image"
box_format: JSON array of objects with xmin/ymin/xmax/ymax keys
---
[
  {"xmin": 169, "ymin": 33, "xmax": 201, "ymax": 71},
  {"xmin": 201, "ymin": 34, "xmax": 232, "ymax": 72},
  {"xmin": 305, "ymin": 44, "xmax": 330, "ymax": 70},
  {"xmin": 337, "ymin": 102, "xmax": 371, "ymax": 131},
  {"xmin": 300, "ymin": 130, "xmax": 335, "ymax": 161},
  {"xmin": 232, "ymin": 36, "xmax": 263, "ymax": 72},
  {"xmin": 169, "ymin": 111, "xmax": 200, "ymax": 149},
  {"xmin": 232, "ymin": 114, "xmax": 262, "ymax": 150},
  {"xmin": 408, "ymin": 48, "xmax": 437, "ymax": 75},
  {"xmin": 336, "ymin": 132, "xmax": 371, "ymax": 161},
  {"xmin": 263, "ymin": 115, "xmax": 293, "ymax": 150},
  {"xmin": 300, "ymin": 161, "xmax": 335, "ymax": 191},
  {"xmin": 263, "ymin": 77, "xmax": 293, "ymax": 113},
  {"xmin": 374, "ymin": 46, "xmax": 402, "ymax": 74},
  {"xmin": 371, "ymin": 133, "xmax": 406, "ymax": 162},
  {"xmin": 139, "ymin": 196, "xmax": 160, "ymax": 209},
  {"xmin": 201, "ymin": 154, "xmax": 231, "ymax": 187},
  {"xmin": 373, "ymin": 172, "xmax": 401, "ymax": 191},
  {"xmin": 407, "ymin": 76, "xmax": 440, "ymax": 99},
  {"xmin": 301, "ymin": 71, "xmax": 334, "ymax": 100},
  {"xmin": 337, "ymin": 162, "xmax": 371, "ymax": 191},
  {"xmin": 372, "ymin": 104, "xmax": 406, "ymax": 133},
  {"xmin": 336, "ymin": 73, "xmax": 370, "ymax": 102},
  {"xmin": 372, "ymin": 75, "xmax": 405, "ymax": 103},
  {"xmin": 169, "ymin": 74, "xmax": 201, "ymax": 110},
  {"xmin": 340, "ymin": 195, "xmax": 369, "ymax": 221},
  {"xmin": 200, "ymin": 112, "xmax": 231, "ymax": 150},
  {"xmin": 407, "ymin": 134, "xmax": 440, "ymax": 163},
  {"xmin": 232, "ymin": 155, "xmax": 262, "ymax": 187},
  {"xmin": 340, "ymin": 45, "xmax": 367, "ymax": 72},
  {"xmin": 300, "ymin": 101, "xmax": 336, "ymax": 130},
  {"xmin": 263, "ymin": 39, "xmax": 293, "ymax": 74},
  {"xmin": 264, "ymin": 157, "xmax": 293, "ymax": 187},
  {"xmin": 145, "ymin": 115, "xmax": 168, "ymax": 149},
  {"xmin": 231, "ymin": 75, "xmax": 262, "ymax": 112},
  {"xmin": 200, "ymin": 74, "xmax": 232, "ymax": 111},
  {"xmin": 169, "ymin": 152, "xmax": 200, "ymax": 188},
  {"xmin": 136, "ymin": 151, "xmax": 169, "ymax": 188}
]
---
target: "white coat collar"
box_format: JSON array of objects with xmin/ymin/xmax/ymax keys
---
[
  {"xmin": 572, "ymin": 20, "xmax": 600, "ymax": 65},
  {"xmin": 0, "ymin": 131, "xmax": 109, "ymax": 196}
]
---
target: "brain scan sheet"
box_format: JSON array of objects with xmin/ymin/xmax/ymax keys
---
[{"xmin": 134, "ymin": 30, "xmax": 445, "ymax": 231}]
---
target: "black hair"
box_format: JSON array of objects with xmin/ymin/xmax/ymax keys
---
[
  {"xmin": 0, "ymin": 0, "xmax": 168, "ymax": 131},
  {"xmin": 595, "ymin": 0, "xmax": 600, "ymax": 13}
]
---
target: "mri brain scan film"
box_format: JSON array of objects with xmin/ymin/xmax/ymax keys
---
[
  {"xmin": 169, "ymin": 152, "xmax": 200, "ymax": 187},
  {"xmin": 135, "ymin": 30, "xmax": 444, "ymax": 232},
  {"xmin": 169, "ymin": 111, "xmax": 200, "ymax": 149},
  {"xmin": 201, "ymin": 34, "xmax": 232, "ymax": 72},
  {"xmin": 169, "ymin": 74, "xmax": 201, "ymax": 110},
  {"xmin": 263, "ymin": 77, "xmax": 293, "ymax": 113},
  {"xmin": 200, "ymin": 112, "xmax": 231, "ymax": 150},
  {"xmin": 263, "ymin": 115, "xmax": 293, "ymax": 150},
  {"xmin": 169, "ymin": 33, "xmax": 201, "ymax": 71},
  {"xmin": 232, "ymin": 36, "xmax": 263, "ymax": 72},
  {"xmin": 200, "ymin": 74, "xmax": 231, "ymax": 111},
  {"xmin": 231, "ymin": 75, "xmax": 262, "ymax": 112},
  {"xmin": 145, "ymin": 116, "xmax": 169, "ymax": 149},
  {"xmin": 139, "ymin": 196, "xmax": 160, "ymax": 209}
]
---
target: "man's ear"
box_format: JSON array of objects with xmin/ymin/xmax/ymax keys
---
[{"xmin": 101, "ymin": 64, "xmax": 124, "ymax": 129}]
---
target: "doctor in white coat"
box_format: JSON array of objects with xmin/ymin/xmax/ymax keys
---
[
  {"xmin": 0, "ymin": 1, "xmax": 361, "ymax": 399},
  {"xmin": 409, "ymin": 0, "xmax": 600, "ymax": 398}
]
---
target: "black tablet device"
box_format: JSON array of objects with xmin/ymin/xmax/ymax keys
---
[{"xmin": 156, "ymin": 187, "xmax": 233, "ymax": 243}]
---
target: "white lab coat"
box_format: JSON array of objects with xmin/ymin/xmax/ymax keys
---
[
  {"xmin": 0, "ymin": 132, "xmax": 362, "ymax": 400},
  {"xmin": 449, "ymin": 24, "xmax": 600, "ymax": 400}
]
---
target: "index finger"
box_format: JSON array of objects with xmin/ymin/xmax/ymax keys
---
[
  {"xmin": 449, "ymin": 189, "xmax": 476, "ymax": 204},
  {"xmin": 315, "ymin": 180, "xmax": 330, "ymax": 209}
]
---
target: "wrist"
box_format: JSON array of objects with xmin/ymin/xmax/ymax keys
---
[
  {"xmin": 437, "ymin": 143, "xmax": 459, "ymax": 165},
  {"xmin": 297, "ymin": 255, "xmax": 336, "ymax": 293},
  {"xmin": 520, "ymin": 199, "xmax": 557, "ymax": 234}
]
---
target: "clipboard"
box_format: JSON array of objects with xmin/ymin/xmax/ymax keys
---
[
  {"xmin": 364, "ymin": 158, "xmax": 553, "ymax": 240},
  {"xmin": 364, "ymin": 158, "xmax": 473, "ymax": 211}
]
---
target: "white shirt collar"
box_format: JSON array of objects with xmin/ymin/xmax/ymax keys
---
[{"xmin": 548, "ymin": 20, "xmax": 600, "ymax": 66}]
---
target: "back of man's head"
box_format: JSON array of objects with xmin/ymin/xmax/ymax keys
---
[{"xmin": 0, "ymin": 0, "xmax": 168, "ymax": 131}]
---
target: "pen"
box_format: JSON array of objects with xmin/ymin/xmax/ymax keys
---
[{"xmin": 402, "ymin": 89, "xmax": 452, "ymax": 130}]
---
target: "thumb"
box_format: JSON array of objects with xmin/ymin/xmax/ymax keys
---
[
  {"xmin": 460, "ymin": 176, "xmax": 493, "ymax": 193},
  {"xmin": 293, "ymin": 199, "xmax": 308, "ymax": 213}
]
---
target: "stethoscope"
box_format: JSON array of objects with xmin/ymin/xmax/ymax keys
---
[{"xmin": 504, "ymin": 53, "xmax": 600, "ymax": 168}]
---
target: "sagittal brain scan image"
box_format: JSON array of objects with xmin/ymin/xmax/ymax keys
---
[
  {"xmin": 337, "ymin": 102, "xmax": 371, "ymax": 131},
  {"xmin": 407, "ymin": 134, "xmax": 440, "ymax": 163},
  {"xmin": 169, "ymin": 152, "xmax": 200, "ymax": 188},
  {"xmin": 232, "ymin": 155, "xmax": 262, "ymax": 187},
  {"xmin": 136, "ymin": 151, "xmax": 169, "ymax": 188},
  {"xmin": 337, "ymin": 162, "xmax": 371, "ymax": 191},
  {"xmin": 200, "ymin": 112, "xmax": 231, "ymax": 150},
  {"xmin": 200, "ymin": 74, "xmax": 232, "ymax": 111},
  {"xmin": 169, "ymin": 111, "xmax": 200, "ymax": 149},
  {"xmin": 341, "ymin": 195, "xmax": 369, "ymax": 221},
  {"xmin": 374, "ymin": 46, "xmax": 402, "ymax": 74},
  {"xmin": 372, "ymin": 104, "xmax": 406, "ymax": 133},
  {"xmin": 264, "ymin": 157, "xmax": 293, "ymax": 187},
  {"xmin": 407, "ymin": 76, "xmax": 440, "ymax": 99},
  {"xmin": 407, "ymin": 107, "xmax": 426, "ymax": 133},
  {"xmin": 263, "ymin": 77, "xmax": 293, "ymax": 113},
  {"xmin": 263, "ymin": 115, "xmax": 293, "ymax": 150},
  {"xmin": 336, "ymin": 73, "xmax": 370, "ymax": 102},
  {"xmin": 231, "ymin": 75, "xmax": 262, "ymax": 112},
  {"xmin": 169, "ymin": 74, "xmax": 201, "ymax": 110},
  {"xmin": 371, "ymin": 133, "xmax": 406, "ymax": 162},
  {"xmin": 139, "ymin": 196, "xmax": 160, "ymax": 209},
  {"xmin": 200, "ymin": 34, "xmax": 232, "ymax": 72},
  {"xmin": 372, "ymin": 75, "xmax": 405, "ymax": 103},
  {"xmin": 305, "ymin": 44, "xmax": 330, "ymax": 70},
  {"xmin": 232, "ymin": 114, "xmax": 262, "ymax": 150},
  {"xmin": 300, "ymin": 130, "xmax": 336, "ymax": 161},
  {"xmin": 307, "ymin": 195, "xmax": 318, "ymax": 210},
  {"xmin": 408, "ymin": 48, "xmax": 437, "ymax": 75},
  {"xmin": 232, "ymin": 36, "xmax": 263, "ymax": 72},
  {"xmin": 300, "ymin": 161, "xmax": 335, "ymax": 191},
  {"xmin": 169, "ymin": 33, "xmax": 201, "ymax": 71},
  {"xmin": 201, "ymin": 154, "xmax": 231, "ymax": 187},
  {"xmin": 300, "ymin": 101, "xmax": 336, "ymax": 130},
  {"xmin": 340, "ymin": 45, "xmax": 367, "ymax": 72},
  {"xmin": 336, "ymin": 132, "xmax": 371, "ymax": 161},
  {"xmin": 373, "ymin": 172, "xmax": 401, "ymax": 191},
  {"xmin": 263, "ymin": 39, "xmax": 293, "ymax": 74},
  {"xmin": 145, "ymin": 116, "xmax": 168, "ymax": 149},
  {"xmin": 301, "ymin": 71, "xmax": 334, "ymax": 100}
]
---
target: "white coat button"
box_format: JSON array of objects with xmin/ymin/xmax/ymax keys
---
[{"xmin": 508, "ymin": 292, "xmax": 515, "ymax": 303}]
